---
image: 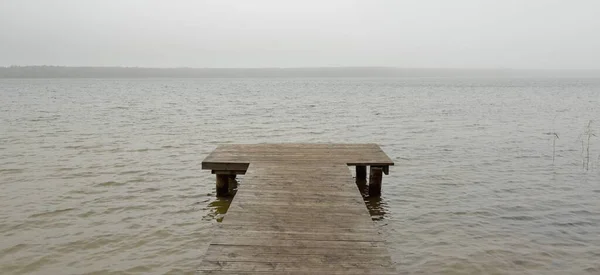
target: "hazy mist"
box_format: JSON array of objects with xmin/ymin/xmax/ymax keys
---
[{"xmin": 1, "ymin": 0, "xmax": 599, "ymax": 69}]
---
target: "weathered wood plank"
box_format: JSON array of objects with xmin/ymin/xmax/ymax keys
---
[
  {"xmin": 198, "ymin": 260, "xmax": 397, "ymax": 272},
  {"xmin": 198, "ymin": 271, "xmax": 398, "ymax": 275},
  {"xmin": 211, "ymin": 170, "xmax": 247, "ymax": 175},
  {"xmin": 228, "ymin": 204, "xmax": 370, "ymax": 216},
  {"xmin": 199, "ymin": 144, "xmax": 396, "ymax": 274},
  {"xmin": 203, "ymin": 253, "xmax": 393, "ymax": 265},
  {"xmin": 203, "ymin": 162, "xmax": 249, "ymax": 171},
  {"xmin": 211, "ymin": 232, "xmax": 384, "ymax": 242},
  {"xmin": 202, "ymin": 144, "xmax": 394, "ymax": 171},
  {"xmin": 204, "ymin": 244, "xmax": 390, "ymax": 257}
]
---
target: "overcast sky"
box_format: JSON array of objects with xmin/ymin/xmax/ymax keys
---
[{"xmin": 1, "ymin": 0, "xmax": 599, "ymax": 69}]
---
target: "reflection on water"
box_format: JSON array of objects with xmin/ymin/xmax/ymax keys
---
[
  {"xmin": 205, "ymin": 197, "xmax": 231, "ymax": 222},
  {"xmin": 355, "ymin": 178, "xmax": 388, "ymax": 221},
  {"xmin": 205, "ymin": 176, "xmax": 239, "ymax": 222},
  {"xmin": 364, "ymin": 196, "xmax": 388, "ymax": 221}
]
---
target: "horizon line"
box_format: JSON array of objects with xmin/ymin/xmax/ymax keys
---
[{"xmin": 2, "ymin": 65, "xmax": 600, "ymax": 71}]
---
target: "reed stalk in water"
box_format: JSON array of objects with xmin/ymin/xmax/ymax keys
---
[
  {"xmin": 582, "ymin": 120, "xmax": 595, "ymax": 171},
  {"xmin": 552, "ymin": 133, "xmax": 559, "ymax": 164}
]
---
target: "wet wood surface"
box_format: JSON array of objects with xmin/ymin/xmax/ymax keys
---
[{"xmin": 199, "ymin": 144, "xmax": 395, "ymax": 274}]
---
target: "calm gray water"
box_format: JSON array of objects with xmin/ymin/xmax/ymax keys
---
[{"xmin": 1, "ymin": 78, "xmax": 599, "ymax": 274}]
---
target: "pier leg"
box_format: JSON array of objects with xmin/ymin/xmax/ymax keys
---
[
  {"xmin": 216, "ymin": 174, "xmax": 229, "ymax": 197},
  {"xmin": 369, "ymin": 167, "xmax": 382, "ymax": 197},
  {"xmin": 356, "ymin": 165, "xmax": 367, "ymax": 180}
]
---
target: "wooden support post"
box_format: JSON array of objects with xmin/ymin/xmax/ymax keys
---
[
  {"xmin": 356, "ymin": 165, "xmax": 367, "ymax": 180},
  {"xmin": 369, "ymin": 167, "xmax": 382, "ymax": 197},
  {"xmin": 216, "ymin": 174, "xmax": 229, "ymax": 197}
]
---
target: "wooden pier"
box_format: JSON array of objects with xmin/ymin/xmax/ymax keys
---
[{"xmin": 199, "ymin": 144, "xmax": 395, "ymax": 274}]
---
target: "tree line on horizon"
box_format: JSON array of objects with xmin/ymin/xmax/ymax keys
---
[{"xmin": 0, "ymin": 66, "xmax": 598, "ymax": 78}]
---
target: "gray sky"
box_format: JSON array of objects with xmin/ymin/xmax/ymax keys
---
[{"xmin": 1, "ymin": 0, "xmax": 599, "ymax": 69}]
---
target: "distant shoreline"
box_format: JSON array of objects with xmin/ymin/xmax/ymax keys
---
[{"xmin": 1, "ymin": 66, "xmax": 599, "ymax": 78}]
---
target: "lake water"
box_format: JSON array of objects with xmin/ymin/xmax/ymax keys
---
[{"xmin": 1, "ymin": 77, "xmax": 599, "ymax": 274}]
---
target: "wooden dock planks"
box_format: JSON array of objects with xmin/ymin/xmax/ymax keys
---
[{"xmin": 199, "ymin": 144, "xmax": 395, "ymax": 274}]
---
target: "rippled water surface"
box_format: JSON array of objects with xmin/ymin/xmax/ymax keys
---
[{"xmin": 1, "ymin": 78, "xmax": 600, "ymax": 274}]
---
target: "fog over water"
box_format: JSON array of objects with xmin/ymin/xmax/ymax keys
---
[{"xmin": 1, "ymin": 0, "xmax": 600, "ymax": 69}]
